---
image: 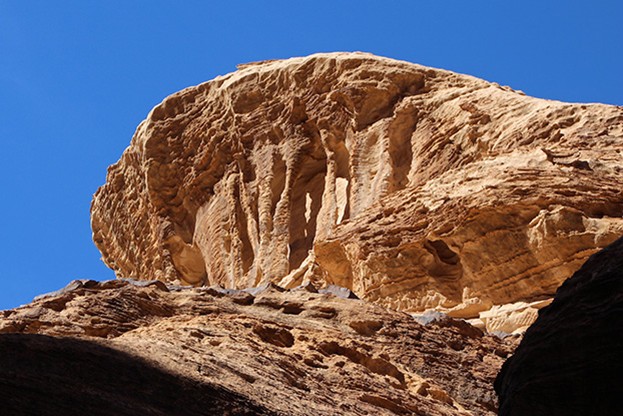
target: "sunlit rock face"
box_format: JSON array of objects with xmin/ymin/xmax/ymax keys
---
[{"xmin": 91, "ymin": 52, "xmax": 623, "ymax": 331}]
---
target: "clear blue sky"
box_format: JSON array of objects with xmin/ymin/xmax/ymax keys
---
[{"xmin": 1, "ymin": 1, "xmax": 621, "ymax": 309}]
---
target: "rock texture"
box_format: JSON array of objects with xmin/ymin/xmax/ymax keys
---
[
  {"xmin": 0, "ymin": 334, "xmax": 272, "ymax": 416},
  {"xmin": 495, "ymin": 236, "xmax": 623, "ymax": 416},
  {"xmin": 91, "ymin": 52, "xmax": 623, "ymax": 332},
  {"xmin": 0, "ymin": 279, "xmax": 515, "ymax": 415}
]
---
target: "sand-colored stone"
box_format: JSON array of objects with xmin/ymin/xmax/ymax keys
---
[
  {"xmin": 0, "ymin": 279, "xmax": 514, "ymax": 415},
  {"xmin": 478, "ymin": 299, "xmax": 552, "ymax": 334},
  {"xmin": 91, "ymin": 52, "xmax": 623, "ymax": 333}
]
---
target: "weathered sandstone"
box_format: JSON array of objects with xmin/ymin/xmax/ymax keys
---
[
  {"xmin": 495, "ymin": 236, "xmax": 623, "ymax": 415},
  {"xmin": 91, "ymin": 52, "xmax": 623, "ymax": 332},
  {"xmin": 0, "ymin": 279, "xmax": 515, "ymax": 415}
]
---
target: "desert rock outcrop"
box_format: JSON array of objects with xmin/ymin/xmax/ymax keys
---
[
  {"xmin": 0, "ymin": 279, "xmax": 515, "ymax": 415},
  {"xmin": 495, "ymin": 236, "xmax": 623, "ymax": 416},
  {"xmin": 91, "ymin": 52, "xmax": 623, "ymax": 332}
]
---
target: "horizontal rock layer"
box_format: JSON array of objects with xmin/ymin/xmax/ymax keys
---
[
  {"xmin": 91, "ymin": 52, "xmax": 623, "ymax": 331},
  {"xmin": 0, "ymin": 279, "xmax": 515, "ymax": 415},
  {"xmin": 495, "ymin": 236, "xmax": 623, "ymax": 416}
]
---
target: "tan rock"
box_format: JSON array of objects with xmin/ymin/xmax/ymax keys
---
[
  {"xmin": 0, "ymin": 279, "xmax": 512, "ymax": 415},
  {"xmin": 478, "ymin": 298, "xmax": 553, "ymax": 334},
  {"xmin": 91, "ymin": 52, "xmax": 623, "ymax": 332}
]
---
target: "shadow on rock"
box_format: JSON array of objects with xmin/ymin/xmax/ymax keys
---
[
  {"xmin": 495, "ymin": 236, "xmax": 623, "ymax": 416},
  {"xmin": 0, "ymin": 333, "xmax": 276, "ymax": 416}
]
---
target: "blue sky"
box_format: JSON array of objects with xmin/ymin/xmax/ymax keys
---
[{"xmin": 0, "ymin": 1, "xmax": 621, "ymax": 309}]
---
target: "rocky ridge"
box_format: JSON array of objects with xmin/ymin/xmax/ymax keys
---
[
  {"xmin": 0, "ymin": 279, "xmax": 515, "ymax": 415},
  {"xmin": 91, "ymin": 52, "xmax": 623, "ymax": 333}
]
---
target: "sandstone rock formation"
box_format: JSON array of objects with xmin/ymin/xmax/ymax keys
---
[
  {"xmin": 0, "ymin": 279, "xmax": 515, "ymax": 415},
  {"xmin": 91, "ymin": 52, "xmax": 623, "ymax": 333},
  {"xmin": 495, "ymin": 236, "xmax": 623, "ymax": 416}
]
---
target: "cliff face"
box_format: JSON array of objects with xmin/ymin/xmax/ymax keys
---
[
  {"xmin": 3, "ymin": 53, "xmax": 622, "ymax": 415},
  {"xmin": 0, "ymin": 279, "xmax": 514, "ymax": 415},
  {"xmin": 495, "ymin": 236, "xmax": 623, "ymax": 416},
  {"xmin": 91, "ymin": 52, "xmax": 623, "ymax": 332}
]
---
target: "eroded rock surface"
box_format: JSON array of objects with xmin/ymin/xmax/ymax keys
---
[
  {"xmin": 0, "ymin": 280, "xmax": 515, "ymax": 415},
  {"xmin": 92, "ymin": 52, "xmax": 623, "ymax": 332},
  {"xmin": 495, "ymin": 236, "xmax": 623, "ymax": 416}
]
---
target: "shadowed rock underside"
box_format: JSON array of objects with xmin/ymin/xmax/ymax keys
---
[{"xmin": 495, "ymin": 236, "xmax": 623, "ymax": 416}]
